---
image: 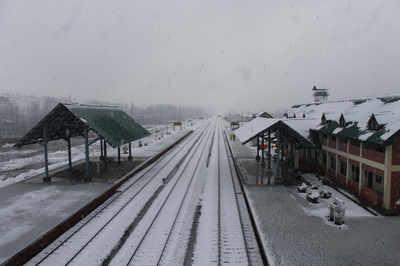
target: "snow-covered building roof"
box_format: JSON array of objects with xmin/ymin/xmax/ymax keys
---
[
  {"xmin": 256, "ymin": 111, "xmax": 273, "ymax": 118},
  {"xmin": 287, "ymin": 96, "xmax": 400, "ymax": 146}
]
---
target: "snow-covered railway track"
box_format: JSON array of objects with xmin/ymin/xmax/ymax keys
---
[
  {"xmin": 110, "ymin": 123, "xmax": 213, "ymax": 265},
  {"xmin": 221, "ymin": 125, "xmax": 264, "ymax": 266},
  {"xmin": 25, "ymin": 124, "xmax": 210, "ymax": 266},
  {"xmin": 215, "ymin": 119, "xmax": 261, "ymax": 266},
  {"xmin": 217, "ymin": 119, "xmax": 249, "ymax": 266},
  {"xmin": 23, "ymin": 118, "xmax": 265, "ymax": 266}
]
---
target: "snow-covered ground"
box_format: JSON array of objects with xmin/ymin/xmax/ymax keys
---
[
  {"xmin": 228, "ymin": 130, "xmax": 400, "ymax": 266},
  {"xmin": 21, "ymin": 118, "xmax": 261, "ymax": 266},
  {"xmin": 0, "ymin": 120, "xmax": 203, "ymax": 264},
  {"xmin": 295, "ymin": 173, "xmax": 373, "ymax": 225},
  {"xmin": 0, "ymin": 182, "xmax": 110, "ymax": 264}
]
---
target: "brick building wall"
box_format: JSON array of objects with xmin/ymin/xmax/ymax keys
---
[
  {"xmin": 391, "ymin": 171, "xmax": 400, "ymax": 209},
  {"xmin": 338, "ymin": 140, "xmax": 347, "ymax": 152},
  {"xmin": 349, "ymin": 143, "xmax": 360, "ymax": 156},
  {"xmin": 362, "ymin": 164, "xmax": 384, "ymax": 176},
  {"xmin": 392, "ymin": 136, "xmax": 400, "ymax": 165},
  {"xmin": 362, "ymin": 146, "xmax": 385, "ymax": 164},
  {"xmin": 328, "ymin": 137, "xmax": 336, "ymax": 149},
  {"xmin": 348, "ymin": 179, "xmax": 359, "ymax": 194},
  {"xmin": 348, "ymin": 159, "xmax": 360, "ymax": 189},
  {"xmin": 326, "ymin": 152, "xmax": 336, "ymax": 180},
  {"xmin": 337, "ymin": 155, "xmax": 347, "ymax": 186},
  {"xmin": 361, "ymin": 187, "xmax": 383, "ymax": 206},
  {"xmin": 321, "ymin": 135, "xmax": 327, "ymax": 146}
]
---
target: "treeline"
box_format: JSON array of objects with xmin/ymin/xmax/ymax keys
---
[
  {"xmin": 0, "ymin": 94, "xmax": 62, "ymax": 138},
  {"xmin": 121, "ymin": 103, "xmax": 207, "ymax": 125},
  {"xmin": 0, "ymin": 94, "xmax": 207, "ymax": 138}
]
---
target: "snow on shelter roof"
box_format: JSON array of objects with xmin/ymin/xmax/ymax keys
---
[
  {"xmin": 16, "ymin": 103, "xmax": 150, "ymax": 148},
  {"xmin": 234, "ymin": 118, "xmax": 280, "ymax": 144},
  {"xmin": 234, "ymin": 117, "xmax": 314, "ymax": 147}
]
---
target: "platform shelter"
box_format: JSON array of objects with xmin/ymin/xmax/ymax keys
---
[
  {"xmin": 233, "ymin": 117, "xmax": 314, "ymax": 182},
  {"xmin": 16, "ymin": 103, "xmax": 150, "ymax": 182}
]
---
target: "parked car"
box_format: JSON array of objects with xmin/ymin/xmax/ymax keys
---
[
  {"xmin": 306, "ymin": 191, "xmax": 320, "ymax": 203},
  {"xmin": 319, "ymin": 190, "xmax": 332, "ymax": 199},
  {"xmin": 297, "ymin": 182, "xmax": 308, "ymax": 193}
]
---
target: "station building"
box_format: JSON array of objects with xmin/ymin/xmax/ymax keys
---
[{"xmin": 291, "ymin": 97, "xmax": 400, "ymax": 211}]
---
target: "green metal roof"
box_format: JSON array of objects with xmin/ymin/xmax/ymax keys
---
[
  {"xmin": 16, "ymin": 103, "xmax": 150, "ymax": 148},
  {"xmin": 318, "ymin": 120, "xmax": 339, "ymax": 135},
  {"xmin": 314, "ymin": 120, "xmax": 387, "ymax": 146}
]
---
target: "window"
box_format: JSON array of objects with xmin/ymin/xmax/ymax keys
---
[
  {"xmin": 339, "ymin": 160, "xmax": 347, "ymax": 176},
  {"xmin": 331, "ymin": 136, "xmax": 336, "ymax": 143},
  {"xmin": 322, "ymin": 153, "xmax": 327, "ymax": 164},
  {"xmin": 365, "ymin": 170, "xmax": 374, "ymax": 189},
  {"xmin": 352, "ymin": 165, "xmax": 359, "ymax": 183},
  {"xmin": 376, "ymin": 174, "xmax": 383, "ymax": 184},
  {"xmin": 330, "ymin": 155, "xmax": 336, "ymax": 170}
]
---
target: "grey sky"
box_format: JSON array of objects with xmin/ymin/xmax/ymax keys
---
[{"xmin": 0, "ymin": 0, "xmax": 399, "ymax": 113}]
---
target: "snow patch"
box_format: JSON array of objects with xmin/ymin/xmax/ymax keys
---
[{"xmin": 1, "ymin": 143, "xmax": 15, "ymax": 148}]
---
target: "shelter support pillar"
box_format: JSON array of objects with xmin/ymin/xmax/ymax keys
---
[
  {"xmin": 256, "ymin": 134, "xmax": 260, "ymax": 161},
  {"xmin": 43, "ymin": 142, "xmax": 50, "ymax": 182},
  {"xmin": 261, "ymin": 132, "xmax": 265, "ymax": 163},
  {"xmin": 358, "ymin": 162, "xmax": 363, "ymax": 196},
  {"xmin": 100, "ymin": 138, "xmax": 104, "ymax": 158},
  {"xmin": 43, "ymin": 125, "xmax": 51, "ymax": 183},
  {"xmin": 268, "ymin": 129, "xmax": 271, "ymax": 169},
  {"xmin": 128, "ymin": 142, "xmax": 132, "ymax": 160},
  {"xmin": 346, "ymin": 157, "xmax": 350, "ymax": 185},
  {"xmin": 294, "ymin": 149, "xmax": 299, "ymax": 169},
  {"xmin": 84, "ymin": 128, "xmax": 90, "ymax": 181},
  {"xmin": 104, "ymin": 140, "xmax": 107, "ymax": 161},
  {"xmin": 118, "ymin": 144, "xmax": 121, "ymax": 164},
  {"xmin": 67, "ymin": 137, "xmax": 72, "ymax": 169}
]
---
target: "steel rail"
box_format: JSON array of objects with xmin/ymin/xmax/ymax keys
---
[
  {"xmin": 155, "ymin": 122, "xmax": 214, "ymax": 265},
  {"xmin": 32, "ymin": 127, "xmax": 204, "ymax": 266},
  {"xmin": 124, "ymin": 123, "xmax": 212, "ymax": 266},
  {"xmin": 62, "ymin": 126, "xmax": 210, "ymax": 266},
  {"xmin": 222, "ymin": 125, "xmax": 269, "ymax": 266},
  {"xmin": 221, "ymin": 124, "xmax": 252, "ymax": 266}
]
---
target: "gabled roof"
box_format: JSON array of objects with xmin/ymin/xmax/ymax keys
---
[
  {"xmin": 257, "ymin": 111, "xmax": 273, "ymax": 118},
  {"xmin": 16, "ymin": 103, "xmax": 150, "ymax": 148},
  {"xmin": 234, "ymin": 117, "xmax": 314, "ymax": 148},
  {"xmin": 288, "ymin": 96, "xmax": 400, "ymax": 146}
]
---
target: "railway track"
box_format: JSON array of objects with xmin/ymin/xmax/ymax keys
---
[
  {"xmin": 112, "ymin": 123, "xmax": 213, "ymax": 265},
  {"xmin": 22, "ymin": 117, "xmax": 268, "ymax": 266},
  {"xmin": 221, "ymin": 122, "xmax": 264, "ymax": 266},
  {"xmin": 26, "ymin": 124, "xmax": 211, "ymax": 266},
  {"xmin": 217, "ymin": 119, "xmax": 249, "ymax": 266}
]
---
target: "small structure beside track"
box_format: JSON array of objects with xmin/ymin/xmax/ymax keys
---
[{"xmin": 15, "ymin": 103, "xmax": 150, "ymax": 182}]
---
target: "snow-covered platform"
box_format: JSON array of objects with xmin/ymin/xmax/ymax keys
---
[
  {"xmin": 0, "ymin": 182, "xmax": 111, "ymax": 264},
  {"xmin": 0, "ymin": 128, "xmax": 192, "ymax": 264},
  {"xmin": 228, "ymin": 136, "xmax": 280, "ymax": 185},
  {"xmin": 228, "ymin": 136, "xmax": 400, "ymax": 266}
]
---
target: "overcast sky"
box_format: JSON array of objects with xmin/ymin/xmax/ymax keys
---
[{"xmin": 0, "ymin": 0, "xmax": 399, "ymax": 113}]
